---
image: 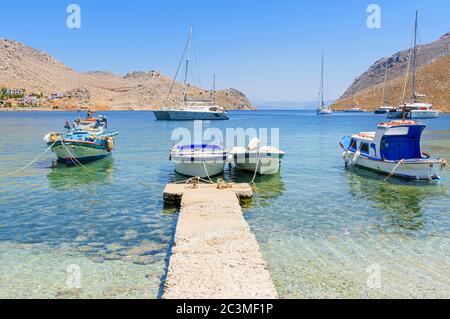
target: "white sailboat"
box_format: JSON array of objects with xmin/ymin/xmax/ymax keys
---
[
  {"xmin": 374, "ymin": 60, "xmax": 395, "ymax": 114},
  {"xmin": 317, "ymin": 51, "xmax": 332, "ymax": 115},
  {"xmin": 387, "ymin": 11, "xmax": 439, "ymax": 119},
  {"xmin": 153, "ymin": 26, "xmax": 229, "ymax": 121}
]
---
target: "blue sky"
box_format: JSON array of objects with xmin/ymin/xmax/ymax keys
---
[{"xmin": 0, "ymin": 0, "xmax": 449, "ymax": 102}]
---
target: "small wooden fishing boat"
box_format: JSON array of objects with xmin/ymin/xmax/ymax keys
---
[
  {"xmin": 340, "ymin": 120, "xmax": 446, "ymax": 180},
  {"xmin": 169, "ymin": 144, "xmax": 228, "ymax": 178},
  {"xmin": 44, "ymin": 113, "xmax": 118, "ymax": 164},
  {"xmin": 230, "ymin": 138, "xmax": 285, "ymax": 175}
]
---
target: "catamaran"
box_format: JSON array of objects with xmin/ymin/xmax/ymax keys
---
[
  {"xmin": 387, "ymin": 11, "xmax": 439, "ymax": 119},
  {"xmin": 316, "ymin": 51, "xmax": 332, "ymax": 115},
  {"xmin": 340, "ymin": 120, "xmax": 446, "ymax": 180},
  {"xmin": 44, "ymin": 111, "xmax": 118, "ymax": 164},
  {"xmin": 153, "ymin": 26, "xmax": 229, "ymax": 121}
]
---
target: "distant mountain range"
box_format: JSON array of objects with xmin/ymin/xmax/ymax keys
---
[
  {"xmin": 332, "ymin": 31, "xmax": 450, "ymax": 112},
  {"xmin": 0, "ymin": 39, "xmax": 254, "ymax": 110},
  {"xmin": 252, "ymin": 99, "xmax": 334, "ymax": 110}
]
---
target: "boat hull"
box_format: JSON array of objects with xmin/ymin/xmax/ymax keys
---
[
  {"xmin": 342, "ymin": 151, "xmax": 442, "ymax": 180},
  {"xmin": 232, "ymin": 152, "xmax": 284, "ymax": 175},
  {"xmin": 154, "ymin": 110, "xmax": 229, "ymax": 121},
  {"xmin": 172, "ymin": 161, "xmax": 225, "ymax": 178},
  {"xmin": 50, "ymin": 142, "xmax": 110, "ymax": 164},
  {"xmin": 317, "ymin": 109, "xmax": 332, "ymax": 115},
  {"xmin": 387, "ymin": 110, "xmax": 439, "ymax": 119},
  {"xmin": 411, "ymin": 110, "xmax": 439, "ymax": 119}
]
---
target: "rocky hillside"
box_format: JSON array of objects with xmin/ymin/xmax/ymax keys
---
[
  {"xmin": 331, "ymin": 54, "xmax": 450, "ymax": 112},
  {"xmin": 340, "ymin": 32, "xmax": 450, "ymax": 99},
  {"xmin": 0, "ymin": 39, "xmax": 254, "ymax": 110}
]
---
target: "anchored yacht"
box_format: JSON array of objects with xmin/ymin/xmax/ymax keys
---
[{"xmin": 153, "ymin": 26, "xmax": 229, "ymax": 121}]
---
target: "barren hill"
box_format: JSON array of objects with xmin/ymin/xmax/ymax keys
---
[
  {"xmin": 331, "ymin": 31, "xmax": 450, "ymax": 112},
  {"xmin": 0, "ymin": 39, "xmax": 254, "ymax": 110},
  {"xmin": 331, "ymin": 54, "xmax": 450, "ymax": 112},
  {"xmin": 340, "ymin": 32, "xmax": 450, "ymax": 99}
]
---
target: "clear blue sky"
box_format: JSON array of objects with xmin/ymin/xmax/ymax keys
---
[{"xmin": 0, "ymin": 0, "xmax": 449, "ymax": 102}]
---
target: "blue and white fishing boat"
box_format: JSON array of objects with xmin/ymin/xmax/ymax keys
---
[
  {"xmin": 44, "ymin": 112, "xmax": 118, "ymax": 164},
  {"xmin": 169, "ymin": 144, "xmax": 228, "ymax": 178},
  {"xmin": 340, "ymin": 120, "xmax": 446, "ymax": 180}
]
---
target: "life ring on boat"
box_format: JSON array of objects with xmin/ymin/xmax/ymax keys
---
[{"xmin": 105, "ymin": 137, "xmax": 114, "ymax": 151}]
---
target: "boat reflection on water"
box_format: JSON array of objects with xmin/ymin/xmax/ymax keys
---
[
  {"xmin": 345, "ymin": 169, "xmax": 447, "ymax": 236},
  {"xmin": 47, "ymin": 157, "xmax": 114, "ymax": 190},
  {"xmin": 225, "ymin": 168, "xmax": 285, "ymax": 208}
]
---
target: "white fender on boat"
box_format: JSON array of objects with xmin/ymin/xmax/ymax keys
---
[
  {"xmin": 342, "ymin": 151, "xmax": 351, "ymax": 166},
  {"xmin": 351, "ymin": 151, "xmax": 361, "ymax": 167}
]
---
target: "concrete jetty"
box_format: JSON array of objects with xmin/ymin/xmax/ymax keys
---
[{"xmin": 163, "ymin": 183, "xmax": 278, "ymax": 299}]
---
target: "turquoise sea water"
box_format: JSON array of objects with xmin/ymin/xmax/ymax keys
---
[{"xmin": 0, "ymin": 110, "xmax": 449, "ymax": 298}]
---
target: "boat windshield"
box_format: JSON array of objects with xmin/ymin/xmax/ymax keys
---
[
  {"xmin": 380, "ymin": 125, "xmax": 425, "ymax": 160},
  {"xmin": 176, "ymin": 144, "xmax": 223, "ymax": 152}
]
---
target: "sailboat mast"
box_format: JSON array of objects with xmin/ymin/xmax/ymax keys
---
[
  {"xmin": 212, "ymin": 74, "xmax": 216, "ymax": 104},
  {"xmin": 320, "ymin": 50, "xmax": 324, "ymax": 107},
  {"xmin": 382, "ymin": 60, "xmax": 388, "ymax": 106},
  {"xmin": 411, "ymin": 10, "xmax": 418, "ymax": 102},
  {"xmin": 182, "ymin": 25, "xmax": 193, "ymax": 103}
]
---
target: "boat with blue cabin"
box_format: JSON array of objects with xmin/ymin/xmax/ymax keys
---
[
  {"xmin": 44, "ymin": 112, "xmax": 118, "ymax": 164},
  {"xmin": 340, "ymin": 120, "xmax": 446, "ymax": 180},
  {"xmin": 169, "ymin": 143, "xmax": 228, "ymax": 178}
]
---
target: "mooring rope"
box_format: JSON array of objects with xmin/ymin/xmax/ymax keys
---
[
  {"xmin": 202, "ymin": 160, "xmax": 215, "ymax": 184},
  {"xmin": 60, "ymin": 141, "xmax": 155, "ymax": 188},
  {"xmin": 61, "ymin": 141, "xmax": 107, "ymax": 177},
  {"xmin": 384, "ymin": 159, "xmax": 405, "ymax": 182},
  {"xmin": 0, "ymin": 142, "xmax": 56, "ymax": 178},
  {"xmin": 250, "ymin": 151, "xmax": 261, "ymax": 185}
]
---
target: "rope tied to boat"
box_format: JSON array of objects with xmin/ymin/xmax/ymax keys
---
[
  {"xmin": 216, "ymin": 178, "xmax": 233, "ymax": 190},
  {"xmin": 185, "ymin": 177, "xmax": 200, "ymax": 189},
  {"xmin": 0, "ymin": 141, "xmax": 57, "ymax": 178},
  {"xmin": 202, "ymin": 160, "xmax": 215, "ymax": 184},
  {"xmin": 250, "ymin": 151, "xmax": 262, "ymax": 185},
  {"xmin": 441, "ymin": 159, "xmax": 448, "ymax": 171},
  {"xmin": 384, "ymin": 159, "xmax": 405, "ymax": 182}
]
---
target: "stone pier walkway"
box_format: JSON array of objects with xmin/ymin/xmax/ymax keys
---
[{"xmin": 162, "ymin": 183, "xmax": 278, "ymax": 299}]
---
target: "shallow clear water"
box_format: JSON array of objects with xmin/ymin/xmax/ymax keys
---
[{"xmin": 0, "ymin": 110, "xmax": 449, "ymax": 298}]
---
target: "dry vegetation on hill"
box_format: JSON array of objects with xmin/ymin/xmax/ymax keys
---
[
  {"xmin": 0, "ymin": 39, "xmax": 254, "ymax": 111},
  {"xmin": 331, "ymin": 55, "xmax": 449, "ymax": 112}
]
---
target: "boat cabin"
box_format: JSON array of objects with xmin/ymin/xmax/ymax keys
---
[{"xmin": 347, "ymin": 121, "xmax": 426, "ymax": 161}]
